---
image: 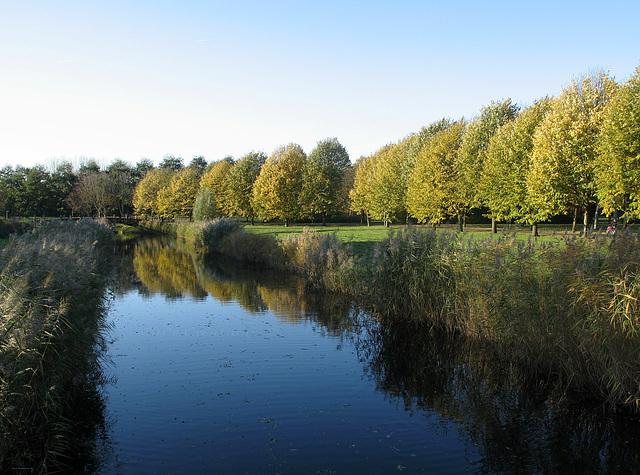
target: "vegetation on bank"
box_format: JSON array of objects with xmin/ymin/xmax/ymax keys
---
[
  {"xmin": 0, "ymin": 219, "xmax": 114, "ymax": 473},
  {"xmin": 171, "ymin": 218, "xmax": 640, "ymax": 412}
]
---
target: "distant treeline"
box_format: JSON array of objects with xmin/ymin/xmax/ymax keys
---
[{"xmin": 2, "ymin": 66, "xmax": 639, "ymax": 230}]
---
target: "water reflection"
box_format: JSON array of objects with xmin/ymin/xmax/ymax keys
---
[
  {"xmin": 357, "ymin": 319, "xmax": 640, "ymax": 474},
  {"xmin": 105, "ymin": 237, "xmax": 640, "ymax": 473},
  {"xmin": 115, "ymin": 237, "xmax": 354, "ymax": 333}
]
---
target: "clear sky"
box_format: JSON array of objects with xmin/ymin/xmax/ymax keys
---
[{"xmin": 1, "ymin": 0, "xmax": 639, "ymax": 169}]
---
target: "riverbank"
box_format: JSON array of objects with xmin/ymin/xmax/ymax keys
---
[{"xmin": 0, "ymin": 219, "xmax": 114, "ymax": 472}]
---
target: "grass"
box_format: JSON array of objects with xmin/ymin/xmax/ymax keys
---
[{"xmin": 243, "ymin": 222, "xmax": 586, "ymax": 259}]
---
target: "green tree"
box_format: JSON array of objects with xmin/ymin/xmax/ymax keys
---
[
  {"xmin": 159, "ymin": 154, "xmax": 184, "ymax": 171},
  {"xmin": 192, "ymin": 187, "xmax": 217, "ymax": 221},
  {"xmin": 528, "ymin": 71, "xmax": 618, "ymax": 233},
  {"xmin": 302, "ymin": 138, "xmax": 351, "ymax": 224},
  {"xmin": 189, "ymin": 156, "xmax": 208, "ymax": 173},
  {"xmin": 225, "ymin": 151, "xmax": 267, "ymax": 224},
  {"xmin": 47, "ymin": 161, "xmax": 76, "ymax": 216},
  {"xmin": 252, "ymin": 144, "xmax": 307, "ymax": 226},
  {"xmin": 597, "ymin": 66, "xmax": 640, "ymax": 221},
  {"xmin": 481, "ymin": 98, "xmax": 552, "ymax": 236},
  {"xmin": 134, "ymin": 158, "xmax": 155, "ymax": 180},
  {"xmin": 458, "ymin": 99, "xmax": 520, "ymax": 232},
  {"xmin": 406, "ymin": 120, "xmax": 467, "ymax": 230}
]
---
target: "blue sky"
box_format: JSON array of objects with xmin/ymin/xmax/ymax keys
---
[{"xmin": 1, "ymin": 0, "xmax": 639, "ymax": 169}]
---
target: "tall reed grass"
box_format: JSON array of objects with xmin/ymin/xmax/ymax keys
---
[
  {"xmin": 0, "ymin": 219, "xmax": 114, "ymax": 472},
  {"xmin": 365, "ymin": 228, "xmax": 640, "ymax": 411},
  {"xmin": 280, "ymin": 227, "xmax": 359, "ymax": 293}
]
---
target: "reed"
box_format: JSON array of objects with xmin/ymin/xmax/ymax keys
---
[
  {"xmin": 176, "ymin": 218, "xmax": 241, "ymax": 251},
  {"xmin": 365, "ymin": 227, "xmax": 640, "ymax": 411},
  {"xmin": 280, "ymin": 227, "xmax": 360, "ymax": 293},
  {"xmin": 0, "ymin": 219, "xmax": 114, "ymax": 472}
]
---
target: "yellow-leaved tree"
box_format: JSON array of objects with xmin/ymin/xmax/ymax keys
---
[
  {"xmin": 597, "ymin": 66, "xmax": 640, "ymax": 223},
  {"xmin": 252, "ymin": 143, "xmax": 307, "ymax": 227},
  {"xmin": 528, "ymin": 71, "xmax": 619, "ymax": 233}
]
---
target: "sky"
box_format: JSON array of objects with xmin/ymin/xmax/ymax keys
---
[{"xmin": 1, "ymin": 0, "xmax": 639, "ymax": 169}]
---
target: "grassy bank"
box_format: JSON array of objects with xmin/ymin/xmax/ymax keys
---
[{"xmin": 0, "ymin": 219, "xmax": 114, "ymax": 472}]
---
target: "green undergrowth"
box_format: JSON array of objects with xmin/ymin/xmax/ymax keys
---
[{"xmin": 0, "ymin": 219, "xmax": 114, "ymax": 473}]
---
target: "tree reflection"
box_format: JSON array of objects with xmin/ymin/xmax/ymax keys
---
[
  {"xmin": 116, "ymin": 237, "xmax": 354, "ymax": 335},
  {"xmin": 356, "ymin": 318, "xmax": 640, "ymax": 474}
]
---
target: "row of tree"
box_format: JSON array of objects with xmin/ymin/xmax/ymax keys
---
[
  {"xmin": 132, "ymin": 138, "xmax": 353, "ymax": 226},
  {"xmin": 351, "ymin": 67, "xmax": 639, "ymax": 233},
  {"xmin": 1, "ymin": 66, "xmax": 638, "ymax": 231}
]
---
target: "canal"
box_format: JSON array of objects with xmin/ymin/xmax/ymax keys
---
[{"xmin": 91, "ymin": 237, "xmax": 640, "ymax": 473}]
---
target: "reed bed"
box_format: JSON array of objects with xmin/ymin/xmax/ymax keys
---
[
  {"xmin": 365, "ymin": 228, "xmax": 640, "ymax": 411},
  {"xmin": 0, "ymin": 219, "xmax": 114, "ymax": 473}
]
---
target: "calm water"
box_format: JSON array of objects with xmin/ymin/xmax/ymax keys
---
[{"xmin": 90, "ymin": 237, "xmax": 640, "ymax": 474}]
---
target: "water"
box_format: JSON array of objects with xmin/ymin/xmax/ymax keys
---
[{"xmin": 91, "ymin": 238, "xmax": 640, "ymax": 474}]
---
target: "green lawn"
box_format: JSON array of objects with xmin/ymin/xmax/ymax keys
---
[{"xmin": 241, "ymin": 221, "xmax": 594, "ymax": 259}]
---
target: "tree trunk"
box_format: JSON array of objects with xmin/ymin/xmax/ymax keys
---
[
  {"xmin": 572, "ymin": 207, "xmax": 578, "ymax": 233},
  {"xmin": 457, "ymin": 213, "xmax": 463, "ymax": 233},
  {"xmin": 284, "ymin": 219, "xmax": 289, "ymax": 227},
  {"xmin": 583, "ymin": 208, "xmax": 589, "ymax": 235},
  {"xmin": 532, "ymin": 222, "xmax": 539, "ymax": 237},
  {"xmin": 366, "ymin": 214, "xmax": 371, "ymax": 227},
  {"xmin": 491, "ymin": 217, "xmax": 497, "ymax": 234},
  {"xmin": 593, "ymin": 205, "xmax": 600, "ymax": 231}
]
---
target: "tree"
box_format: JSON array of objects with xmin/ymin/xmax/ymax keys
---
[
  {"xmin": 78, "ymin": 158, "xmax": 101, "ymax": 175},
  {"xmin": 349, "ymin": 154, "xmax": 377, "ymax": 226},
  {"xmin": 481, "ymin": 98, "xmax": 552, "ymax": 236},
  {"xmin": 157, "ymin": 166, "xmax": 201, "ymax": 218},
  {"xmin": 597, "ymin": 66, "xmax": 640, "ymax": 221},
  {"xmin": 132, "ymin": 168, "xmax": 174, "ymax": 216},
  {"xmin": 106, "ymin": 159, "xmax": 136, "ymax": 215},
  {"xmin": 301, "ymin": 138, "xmax": 351, "ymax": 224},
  {"xmin": 67, "ymin": 172, "xmax": 115, "ymax": 217},
  {"xmin": 134, "ymin": 158, "xmax": 155, "ymax": 180},
  {"xmin": 528, "ymin": 71, "xmax": 618, "ymax": 233},
  {"xmin": 458, "ymin": 99, "xmax": 520, "ymax": 232},
  {"xmin": 199, "ymin": 160, "xmax": 233, "ymax": 217},
  {"xmin": 369, "ymin": 143, "xmax": 410, "ymax": 227},
  {"xmin": 159, "ymin": 154, "xmax": 184, "ymax": 171},
  {"xmin": 406, "ymin": 120, "xmax": 467, "ymax": 230},
  {"xmin": 252, "ymin": 143, "xmax": 307, "ymax": 226},
  {"xmin": 47, "ymin": 161, "xmax": 76, "ymax": 216},
  {"xmin": 225, "ymin": 151, "xmax": 267, "ymax": 224},
  {"xmin": 192, "ymin": 187, "xmax": 217, "ymax": 220},
  {"xmin": 189, "ymin": 156, "xmax": 208, "ymax": 173}
]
